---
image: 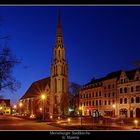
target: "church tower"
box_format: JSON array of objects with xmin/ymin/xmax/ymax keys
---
[{"xmin": 50, "ymin": 13, "xmax": 68, "ymax": 117}]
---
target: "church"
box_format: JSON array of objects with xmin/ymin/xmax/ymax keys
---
[{"xmin": 19, "ymin": 14, "xmax": 69, "ymax": 119}]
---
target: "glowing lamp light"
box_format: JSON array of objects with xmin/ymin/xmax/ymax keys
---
[
  {"xmin": 113, "ymin": 104, "xmax": 116, "ymax": 108},
  {"xmin": 50, "ymin": 115, "xmax": 53, "ymax": 119},
  {"xmin": 79, "ymin": 107, "xmax": 82, "ymax": 110},
  {"xmin": 134, "ymin": 120, "xmax": 138, "ymax": 129},
  {"xmin": 68, "ymin": 108, "xmax": 74, "ymax": 112},
  {"xmin": 19, "ymin": 103, "xmax": 22, "ymax": 107},
  {"xmin": 134, "ymin": 120, "xmax": 138, "ymax": 124},
  {"xmin": 14, "ymin": 105, "xmax": 17, "ymax": 109},
  {"xmin": 68, "ymin": 118, "xmax": 71, "ymax": 123},
  {"xmin": 30, "ymin": 114, "xmax": 35, "ymax": 118},
  {"xmin": 0, "ymin": 107, "xmax": 2, "ymax": 110},
  {"xmin": 39, "ymin": 108, "xmax": 42, "ymax": 111},
  {"xmin": 41, "ymin": 94, "xmax": 46, "ymax": 100}
]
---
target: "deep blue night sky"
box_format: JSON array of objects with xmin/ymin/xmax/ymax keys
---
[{"xmin": 0, "ymin": 6, "xmax": 140, "ymax": 104}]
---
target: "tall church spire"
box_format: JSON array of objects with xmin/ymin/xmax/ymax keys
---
[
  {"xmin": 56, "ymin": 11, "xmax": 62, "ymax": 37},
  {"xmin": 55, "ymin": 11, "xmax": 64, "ymax": 48},
  {"xmin": 50, "ymin": 12, "xmax": 68, "ymax": 117}
]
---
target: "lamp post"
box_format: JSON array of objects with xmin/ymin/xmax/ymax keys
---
[
  {"xmin": 19, "ymin": 103, "xmax": 22, "ymax": 115},
  {"xmin": 134, "ymin": 120, "xmax": 138, "ymax": 129},
  {"xmin": 79, "ymin": 106, "xmax": 82, "ymax": 126},
  {"xmin": 112, "ymin": 104, "xmax": 116, "ymax": 118},
  {"xmin": 41, "ymin": 94, "xmax": 46, "ymax": 121},
  {"xmin": 13, "ymin": 105, "xmax": 17, "ymax": 115}
]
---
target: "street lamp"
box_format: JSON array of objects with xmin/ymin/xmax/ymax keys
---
[
  {"xmin": 41, "ymin": 94, "xmax": 46, "ymax": 121},
  {"xmin": 79, "ymin": 106, "xmax": 82, "ymax": 126},
  {"xmin": 134, "ymin": 120, "xmax": 138, "ymax": 129},
  {"xmin": 112, "ymin": 104, "xmax": 116, "ymax": 117},
  {"xmin": 67, "ymin": 118, "xmax": 71, "ymax": 124},
  {"xmin": 14, "ymin": 105, "xmax": 17, "ymax": 109},
  {"xmin": 13, "ymin": 105, "xmax": 17, "ymax": 115},
  {"xmin": 19, "ymin": 102, "xmax": 23, "ymax": 115}
]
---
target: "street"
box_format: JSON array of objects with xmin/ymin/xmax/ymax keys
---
[
  {"xmin": 0, "ymin": 115, "xmax": 64, "ymax": 130},
  {"xmin": 0, "ymin": 115, "xmax": 139, "ymax": 130}
]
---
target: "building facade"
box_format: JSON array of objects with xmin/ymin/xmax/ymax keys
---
[
  {"xmin": 79, "ymin": 69, "xmax": 140, "ymax": 118},
  {"xmin": 0, "ymin": 99, "xmax": 11, "ymax": 115},
  {"xmin": 19, "ymin": 14, "xmax": 68, "ymax": 119}
]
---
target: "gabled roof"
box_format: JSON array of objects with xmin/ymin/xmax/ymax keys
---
[
  {"xmin": 126, "ymin": 69, "xmax": 140, "ymax": 80},
  {"xmin": 82, "ymin": 68, "xmax": 140, "ymax": 90},
  {"xmin": 84, "ymin": 77, "xmax": 104, "ymax": 87},
  {"xmin": 20, "ymin": 77, "xmax": 50, "ymax": 100},
  {"xmin": 105, "ymin": 70, "xmax": 122, "ymax": 80},
  {"xmin": 0, "ymin": 99, "xmax": 10, "ymax": 107}
]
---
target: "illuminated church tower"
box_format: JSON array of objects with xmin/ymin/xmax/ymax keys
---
[{"xmin": 50, "ymin": 13, "xmax": 68, "ymax": 117}]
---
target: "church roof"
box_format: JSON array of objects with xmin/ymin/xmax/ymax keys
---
[{"xmin": 20, "ymin": 77, "xmax": 50, "ymax": 100}]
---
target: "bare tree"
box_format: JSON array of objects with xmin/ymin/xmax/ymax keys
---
[
  {"xmin": 0, "ymin": 47, "xmax": 20, "ymax": 93},
  {"xmin": 69, "ymin": 82, "xmax": 82, "ymax": 96},
  {"xmin": 60, "ymin": 93, "xmax": 68, "ymax": 116}
]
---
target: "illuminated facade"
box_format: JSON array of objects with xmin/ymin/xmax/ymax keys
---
[
  {"xmin": 19, "ymin": 14, "xmax": 68, "ymax": 118},
  {"xmin": 0, "ymin": 99, "xmax": 11, "ymax": 115},
  {"xmin": 79, "ymin": 69, "xmax": 140, "ymax": 118}
]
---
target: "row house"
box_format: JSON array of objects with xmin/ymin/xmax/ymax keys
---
[{"xmin": 79, "ymin": 69, "xmax": 140, "ymax": 118}]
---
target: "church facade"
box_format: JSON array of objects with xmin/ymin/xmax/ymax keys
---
[{"xmin": 19, "ymin": 14, "xmax": 68, "ymax": 119}]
